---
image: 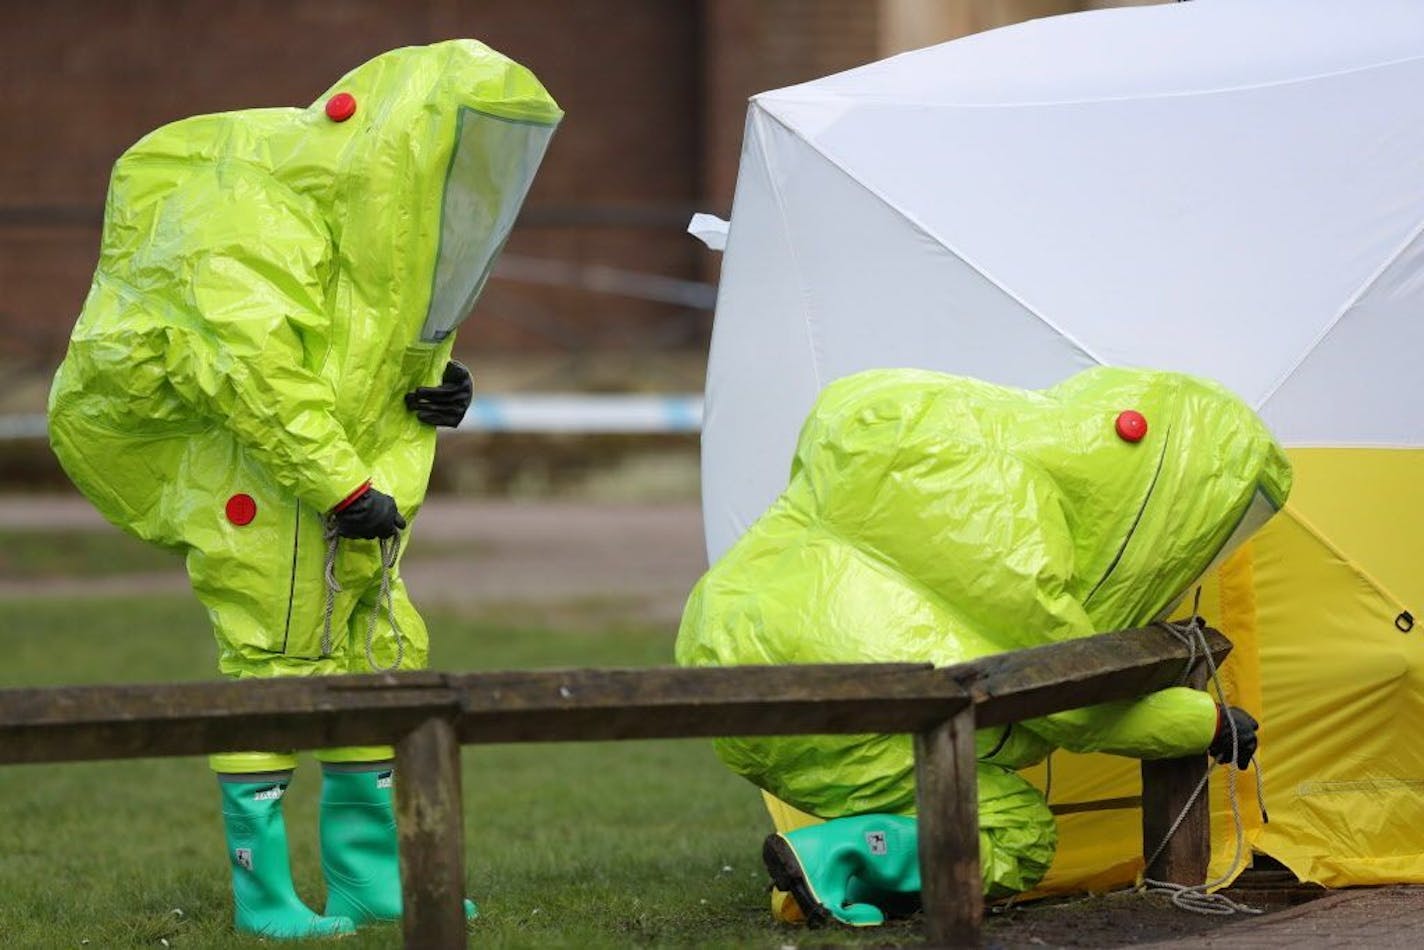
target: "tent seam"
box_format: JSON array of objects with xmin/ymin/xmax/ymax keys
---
[
  {"xmin": 1278, "ymin": 504, "xmax": 1410, "ymax": 613},
  {"xmin": 753, "ymin": 107, "xmax": 825, "ymax": 392},
  {"xmin": 755, "ymin": 50, "xmax": 1424, "ymax": 112},
  {"xmin": 1255, "ymin": 211, "xmax": 1424, "ymax": 414},
  {"xmin": 757, "ymin": 103, "xmax": 1105, "ymax": 369},
  {"xmin": 1284, "ymin": 441, "xmax": 1422, "ymax": 450}
]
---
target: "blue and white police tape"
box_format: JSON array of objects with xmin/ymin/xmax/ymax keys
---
[{"xmin": 0, "ymin": 394, "xmax": 705, "ymax": 439}]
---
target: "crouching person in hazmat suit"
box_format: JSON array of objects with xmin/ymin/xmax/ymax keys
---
[
  {"xmin": 48, "ymin": 41, "xmax": 560, "ymax": 939},
  {"xmin": 676, "ymin": 367, "xmax": 1289, "ymax": 926}
]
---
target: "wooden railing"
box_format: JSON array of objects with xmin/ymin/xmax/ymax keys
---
[{"xmin": 0, "ymin": 625, "xmax": 1229, "ymax": 947}]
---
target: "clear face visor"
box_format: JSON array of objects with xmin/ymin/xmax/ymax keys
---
[
  {"xmin": 1157, "ymin": 488, "xmax": 1282, "ymax": 620},
  {"xmin": 421, "ymin": 107, "xmax": 556, "ymax": 343}
]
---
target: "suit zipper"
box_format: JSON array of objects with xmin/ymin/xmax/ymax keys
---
[{"xmin": 280, "ymin": 499, "xmax": 301, "ymax": 654}]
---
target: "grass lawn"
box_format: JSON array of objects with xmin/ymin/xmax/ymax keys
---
[
  {"xmin": 0, "ymin": 591, "xmax": 918, "ymax": 948},
  {"xmin": 0, "ymin": 528, "xmax": 183, "ymax": 579}
]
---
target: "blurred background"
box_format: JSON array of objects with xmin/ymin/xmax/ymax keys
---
[{"xmin": 0, "ymin": 0, "xmax": 1166, "ymax": 499}]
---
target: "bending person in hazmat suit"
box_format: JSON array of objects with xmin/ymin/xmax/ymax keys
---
[
  {"xmin": 676, "ymin": 366, "xmax": 1288, "ymax": 926},
  {"xmin": 48, "ymin": 41, "xmax": 560, "ymax": 939}
]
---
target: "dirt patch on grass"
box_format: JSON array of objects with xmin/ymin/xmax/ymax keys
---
[
  {"xmin": 0, "ymin": 495, "xmax": 708, "ymax": 628},
  {"xmin": 986, "ymin": 890, "xmax": 1257, "ymax": 948}
]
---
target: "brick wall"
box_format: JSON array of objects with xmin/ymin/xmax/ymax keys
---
[
  {"xmin": 8, "ymin": 2, "xmax": 1152, "ymax": 379},
  {"xmin": 701, "ymin": 0, "xmax": 880, "ymax": 210},
  {"xmin": 0, "ymin": 0, "xmax": 705, "ymax": 369}
]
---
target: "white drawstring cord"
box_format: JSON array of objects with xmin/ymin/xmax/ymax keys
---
[{"xmin": 321, "ymin": 518, "xmax": 405, "ymax": 673}]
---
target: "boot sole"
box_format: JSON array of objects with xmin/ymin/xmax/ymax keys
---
[{"xmin": 762, "ymin": 834, "xmax": 830, "ymax": 929}]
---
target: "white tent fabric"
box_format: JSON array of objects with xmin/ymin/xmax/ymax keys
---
[
  {"xmin": 699, "ymin": 0, "xmax": 1424, "ymax": 891},
  {"xmin": 703, "ymin": 0, "xmax": 1424, "ymax": 560}
]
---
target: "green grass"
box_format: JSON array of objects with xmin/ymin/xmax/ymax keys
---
[
  {"xmin": 0, "ymin": 592, "xmax": 919, "ymax": 948},
  {"xmin": 0, "ymin": 528, "xmax": 183, "ymax": 579}
]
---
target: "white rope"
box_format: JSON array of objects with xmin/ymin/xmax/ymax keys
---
[
  {"xmin": 364, "ymin": 534, "xmax": 405, "ymax": 673},
  {"xmin": 321, "ymin": 519, "xmax": 341, "ymax": 658},
  {"xmin": 321, "ymin": 519, "xmax": 404, "ymax": 673},
  {"xmin": 1138, "ymin": 601, "xmax": 1266, "ymax": 916}
]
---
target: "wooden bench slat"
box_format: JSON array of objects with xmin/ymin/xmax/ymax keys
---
[
  {"xmin": 945, "ymin": 626, "xmax": 1231, "ymax": 728},
  {"xmin": 0, "ymin": 627, "xmax": 1229, "ymax": 764}
]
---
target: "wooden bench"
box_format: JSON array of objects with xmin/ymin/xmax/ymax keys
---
[{"xmin": 0, "ymin": 624, "xmax": 1228, "ymax": 947}]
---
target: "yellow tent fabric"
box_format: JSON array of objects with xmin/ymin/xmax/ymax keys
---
[
  {"xmin": 1250, "ymin": 448, "xmax": 1423, "ymax": 885},
  {"xmin": 1031, "ymin": 447, "xmax": 1423, "ymax": 892},
  {"xmin": 764, "ymin": 448, "xmax": 1424, "ymax": 891}
]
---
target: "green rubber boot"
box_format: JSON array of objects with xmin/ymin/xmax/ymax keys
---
[
  {"xmin": 218, "ymin": 773, "xmax": 356, "ymax": 939},
  {"xmin": 762, "ymin": 814, "xmax": 922, "ymax": 927},
  {"xmin": 320, "ymin": 762, "xmax": 477, "ymax": 925}
]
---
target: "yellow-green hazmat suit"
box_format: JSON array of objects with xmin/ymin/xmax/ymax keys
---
[
  {"xmin": 676, "ymin": 366, "xmax": 1291, "ymax": 896},
  {"xmin": 49, "ymin": 41, "xmax": 561, "ymax": 773}
]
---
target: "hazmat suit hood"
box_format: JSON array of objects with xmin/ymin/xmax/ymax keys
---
[
  {"xmin": 53, "ymin": 40, "xmax": 560, "ymax": 542},
  {"xmin": 118, "ymin": 39, "xmax": 562, "ymax": 357},
  {"xmin": 676, "ymin": 366, "xmax": 1291, "ymax": 824},
  {"xmin": 969, "ymin": 367, "xmax": 1292, "ymax": 625},
  {"xmin": 296, "ymin": 40, "xmax": 561, "ymax": 346}
]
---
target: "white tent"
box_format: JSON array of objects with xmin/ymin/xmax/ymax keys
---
[{"xmin": 700, "ymin": 0, "xmax": 1424, "ymax": 890}]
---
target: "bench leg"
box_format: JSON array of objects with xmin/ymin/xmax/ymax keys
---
[
  {"xmin": 1141, "ymin": 754, "xmax": 1211, "ymax": 885},
  {"xmin": 396, "ymin": 715, "xmax": 467, "ymax": 949},
  {"xmin": 915, "ymin": 705, "xmax": 981, "ymax": 946},
  {"xmin": 1141, "ymin": 661, "xmax": 1212, "ymax": 886}
]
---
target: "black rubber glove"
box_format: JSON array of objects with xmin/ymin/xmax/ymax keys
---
[
  {"xmin": 332, "ymin": 486, "xmax": 406, "ymax": 540},
  {"xmin": 1208, "ymin": 705, "xmax": 1258, "ymax": 769},
  {"xmin": 405, "ymin": 360, "xmax": 473, "ymax": 427}
]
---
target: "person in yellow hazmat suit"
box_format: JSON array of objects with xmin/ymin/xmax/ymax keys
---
[
  {"xmin": 48, "ymin": 41, "xmax": 561, "ymax": 939},
  {"xmin": 676, "ymin": 366, "xmax": 1288, "ymax": 927}
]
